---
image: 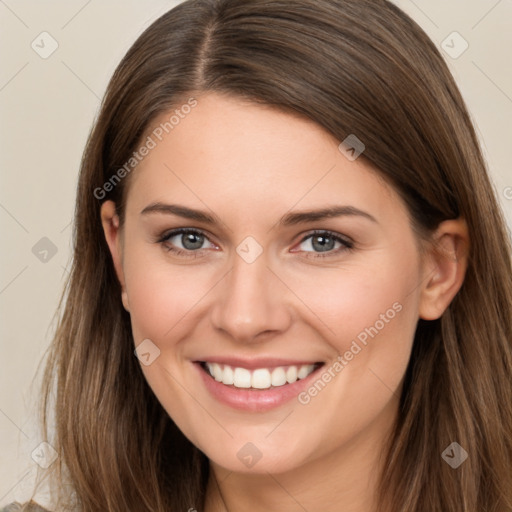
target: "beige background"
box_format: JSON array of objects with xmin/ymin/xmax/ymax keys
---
[{"xmin": 1, "ymin": 0, "xmax": 511, "ymax": 507}]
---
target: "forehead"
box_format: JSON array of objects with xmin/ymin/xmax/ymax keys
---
[{"xmin": 125, "ymin": 92, "xmax": 402, "ymax": 225}]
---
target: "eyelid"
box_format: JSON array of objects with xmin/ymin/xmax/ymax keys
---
[
  {"xmin": 296, "ymin": 229, "xmax": 354, "ymax": 246},
  {"xmin": 157, "ymin": 227, "xmax": 218, "ymax": 248},
  {"xmin": 156, "ymin": 227, "xmax": 354, "ymax": 258},
  {"xmin": 291, "ymin": 229, "xmax": 354, "ymax": 258}
]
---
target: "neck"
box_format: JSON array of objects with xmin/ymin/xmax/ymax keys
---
[{"xmin": 204, "ymin": 399, "xmax": 397, "ymax": 512}]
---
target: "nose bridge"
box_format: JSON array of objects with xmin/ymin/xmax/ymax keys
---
[{"xmin": 210, "ymin": 248, "xmax": 291, "ymax": 342}]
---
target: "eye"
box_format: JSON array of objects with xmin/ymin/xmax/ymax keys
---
[
  {"xmin": 293, "ymin": 230, "xmax": 354, "ymax": 258},
  {"xmin": 156, "ymin": 228, "xmax": 354, "ymax": 260},
  {"xmin": 157, "ymin": 228, "xmax": 217, "ymax": 257}
]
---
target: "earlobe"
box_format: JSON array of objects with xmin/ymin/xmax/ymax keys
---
[
  {"xmin": 100, "ymin": 200, "xmax": 130, "ymax": 312},
  {"xmin": 418, "ymin": 219, "xmax": 470, "ymax": 321}
]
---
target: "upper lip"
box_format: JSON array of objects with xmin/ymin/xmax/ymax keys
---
[{"xmin": 195, "ymin": 357, "xmax": 323, "ymax": 370}]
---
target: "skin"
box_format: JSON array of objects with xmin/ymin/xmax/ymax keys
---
[{"xmin": 101, "ymin": 92, "xmax": 469, "ymax": 512}]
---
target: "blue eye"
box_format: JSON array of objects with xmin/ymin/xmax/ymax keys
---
[
  {"xmin": 158, "ymin": 229, "xmax": 216, "ymax": 257},
  {"xmin": 156, "ymin": 228, "xmax": 353, "ymax": 259},
  {"xmin": 295, "ymin": 230, "xmax": 354, "ymax": 259}
]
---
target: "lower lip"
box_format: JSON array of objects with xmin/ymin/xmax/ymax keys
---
[{"xmin": 194, "ymin": 362, "xmax": 324, "ymax": 412}]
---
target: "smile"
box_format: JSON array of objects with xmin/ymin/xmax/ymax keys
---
[
  {"xmin": 194, "ymin": 357, "xmax": 326, "ymax": 411},
  {"xmin": 202, "ymin": 362, "xmax": 320, "ymax": 389}
]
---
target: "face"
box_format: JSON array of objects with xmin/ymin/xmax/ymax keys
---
[{"xmin": 101, "ymin": 92, "xmax": 443, "ymax": 475}]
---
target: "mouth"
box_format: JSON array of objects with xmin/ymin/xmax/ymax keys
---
[
  {"xmin": 194, "ymin": 359, "xmax": 325, "ymax": 412},
  {"xmin": 199, "ymin": 361, "xmax": 323, "ymax": 390}
]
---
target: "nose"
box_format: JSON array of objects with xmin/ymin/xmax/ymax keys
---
[{"xmin": 210, "ymin": 250, "xmax": 292, "ymax": 344}]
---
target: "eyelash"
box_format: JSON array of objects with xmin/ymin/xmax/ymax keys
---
[{"xmin": 156, "ymin": 228, "xmax": 354, "ymax": 259}]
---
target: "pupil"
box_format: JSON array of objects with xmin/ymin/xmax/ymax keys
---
[
  {"xmin": 313, "ymin": 235, "xmax": 333, "ymax": 252},
  {"xmin": 183, "ymin": 233, "xmax": 203, "ymax": 250}
]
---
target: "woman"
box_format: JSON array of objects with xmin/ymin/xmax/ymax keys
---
[{"xmin": 5, "ymin": 0, "xmax": 512, "ymax": 510}]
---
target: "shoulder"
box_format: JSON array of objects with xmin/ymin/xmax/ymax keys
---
[{"xmin": 1, "ymin": 503, "xmax": 51, "ymax": 512}]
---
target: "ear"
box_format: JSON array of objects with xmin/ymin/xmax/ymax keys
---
[
  {"xmin": 418, "ymin": 218, "xmax": 470, "ymax": 321},
  {"xmin": 100, "ymin": 200, "xmax": 130, "ymax": 312}
]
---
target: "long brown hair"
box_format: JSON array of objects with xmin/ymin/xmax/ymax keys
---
[{"xmin": 32, "ymin": 0, "xmax": 512, "ymax": 510}]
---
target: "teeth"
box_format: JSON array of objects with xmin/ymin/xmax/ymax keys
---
[
  {"xmin": 286, "ymin": 365, "xmax": 297, "ymax": 383},
  {"xmin": 271, "ymin": 367, "xmax": 287, "ymax": 387},
  {"xmin": 233, "ymin": 367, "xmax": 251, "ymax": 388},
  {"xmin": 252, "ymin": 368, "xmax": 271, "ymax": 389},
  {"xmin": 212, "ymin": 363, "xmax": 223, "ymax": 382},
  {"xmin": 205, "ymin": 362, "xmax": 318, "ymax": 389},
  {"xmin": 222, "ymin": 365, "xmax": 234, "ymax": 385},
  {"xmin": 298, "ymin": 364, "xmax": 314, "ymax": 379}
]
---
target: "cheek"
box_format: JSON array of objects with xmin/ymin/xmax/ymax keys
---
[
  {"xmin": 118, "ymin": 230, "xmax": 422, "ymax": 471},
  {"xmin": 123, "ymin": 247, "xmax": 213, "ymax": 343},
  {"xmin": 278, "ymin": 257, "xmax": 420, "ymax": 457},
  {"xmin": 283, "ymin": 246, "xmax": 421, "ymax": 430},
  {"xmin": 121, "ymin": 246, "xmax": 216, "ymax": 437},
  {"xmin": 123, "ymin": 237, "xmax": 421, "ymax": 363},
  {"xmin": 287, "ymin": 253, "xmax": 420, "ymax": 358}
]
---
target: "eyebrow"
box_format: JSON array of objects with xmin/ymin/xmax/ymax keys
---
[{"xmin": 140, "ymin": 203, "xmax": 378, "ymax": 226}]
